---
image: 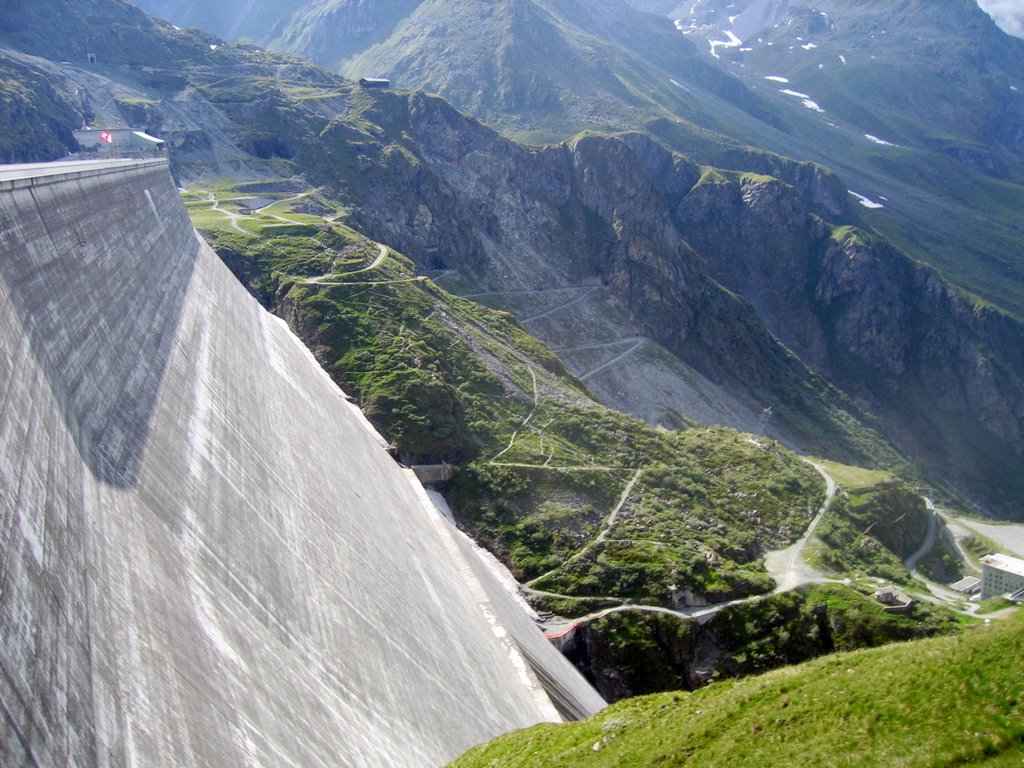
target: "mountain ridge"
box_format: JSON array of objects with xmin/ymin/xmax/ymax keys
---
[
  {"xmin": 4, "ymin": 0, "xmax": 1023, "ymax": 513},
  {"xmin": 647, "ymin": 0, "xmax": 1024, "ymax": 316},
  {"xmin": 130, "ymin": 0, "xmax": 1024, "ymax": 319}
]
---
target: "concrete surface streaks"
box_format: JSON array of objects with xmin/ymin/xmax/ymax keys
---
[{"xmin": 0, "ymin": 159, "xmax": 602, "ymax": 768}]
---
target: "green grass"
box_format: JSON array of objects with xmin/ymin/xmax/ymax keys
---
[
  {"xmin": 449, "ymin": 613, "xmax": 1024, "ymax": 767},
  {"xmin": 526, "ymin": 430, "xmax": 823, "ymax": 607},
  {"xmin": 854, "ymin": 155, "xmax": 1024, "ymax": 318},
  {"xmin": 975, "ymin": 597, "xmax": 1014, "ymax": 616},
  {"xmin": 812, "ymin": 484, "xmax": 930, "ymax": 584},
  {"xmin": 816, "ymin": 459, "xmax": 894, "ymax": 491}
]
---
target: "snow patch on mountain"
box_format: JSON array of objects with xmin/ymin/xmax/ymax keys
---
[
  {"xmin": 709, "ymin": 29, "xmax": 743, "ymax": 58},
  {"xmin": 865, "ymin": 134, "xmax": 897, "ymax": 147},
  {"xmin": 779, "ymin": 88, "xmax": 824, "ymax": 112},
  {"xmin": 850, "ymin": 191, "xmax": 885, "ymax": 209}
]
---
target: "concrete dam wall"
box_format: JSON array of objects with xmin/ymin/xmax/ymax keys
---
[{"xmin": 0, "ymin": 159, "xmax": 603, "ymax": 768}]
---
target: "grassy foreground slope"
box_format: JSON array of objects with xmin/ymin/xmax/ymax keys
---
[{"xmin": 450, "ymin": 614, "xmax": 1024, "ymax": 767}]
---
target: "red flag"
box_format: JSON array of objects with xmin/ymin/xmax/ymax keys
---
[{"xmin": 99, "ymin": 131, "xmax": 113, "ymax": 144}]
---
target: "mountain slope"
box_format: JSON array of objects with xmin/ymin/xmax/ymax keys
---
[
  {"xmin": 0, "ymin": 0, "xmax": 216, "ymax": 64},
  {"xmin": 309, "ymin": 89, "xmax": 1024, "ymax": 513},
  {"xmin": 269, "ymin": 0, "xmax": 425, "ymax": 73},
  {"xmin": 638, "ymin": 0, "xmax": 1024, "ymax": 316},
  {"xmin": 312, "ymin": 92, "xmax": 891, "ymax": 455},
  {"xmin": 129, "ymin": 0, "xmax": 1024, "ymax": 319},
  {"xmin": 0, "ymin": 50, "xmax": 81, "ymax": 162},
  {"xmin": 8, "ymin": 0, "xmax": 1024, "ymax": 513},
  {"xmin": 187, "ymin": 188, "xmax": 834, "ymax": 609},
  {"xmin": 133, "ymin": 0, "xmax": 784, "ymax": 145},
  {"xmin": 334, "ymin": 0, "xmax": 781, "ymax": 142},
  {"xmin": 318, "ymin": 0, "xmax": 1024, "ymax": 318}
]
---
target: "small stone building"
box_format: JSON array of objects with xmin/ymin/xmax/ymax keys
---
[{"xmin": 873, "ymin": 585, "xmax": 913, "ymax": 613}]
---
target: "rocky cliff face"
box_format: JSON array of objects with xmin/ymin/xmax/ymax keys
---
[
  {"xmin": 673, "ymin": 164, "xmax": 1024, "ymax": 498},
  {"xmin": 0, "ymin": 52, "xmax": 81, "ymax": 162},
  {"xmin": 319, "ymin": 94, "xmax": 846, "ymax": 444},
  {"xmin": 307, "ymin": 90, "xmax": 1024, "ymax": 512}
]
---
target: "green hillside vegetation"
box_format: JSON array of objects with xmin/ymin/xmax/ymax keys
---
[
  {"xmin": 519, "ymin": 432, "xmax": 822, "ymax": 607},
  {"xmin": 807, "ymin": 460, "xmax": 964, "ymax": 588},
  {"xmin": 816, "ymin": 458, "xmax": 893, "ymax": 490},
  {"xmin": 698, "ymin": 582, "xmax": 963, "ymax": 673},
  {"xmin": 449, "ymin": 613, "xmax": 1024, "ymax": 767},
  {"xmin": 688, "ymin": 0, "xmax": 1024, "ymax": 318},
  {"xmin": 571, "ymin": 583, "xmax": 963, "ymax": 700},
  {"xmin": 813, "ymin": 481, "xmax": 931, "ymax": 584},
  {"xmin": 551, "ymin": 448, "xmax": 980, "ymax": 704},
  {"xmin": 189, "ymin": 185, "xmax": 824, "ymax": 608}
]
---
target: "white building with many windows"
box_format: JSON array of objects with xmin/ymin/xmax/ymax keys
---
[{"xmin": 980, "ymin": 553, "xmax": 1024, "ymax": 599}]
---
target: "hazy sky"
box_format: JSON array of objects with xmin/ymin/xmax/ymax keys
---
[{"xmin": 977, "ymin": 0, "xmax": 1024, "ymax": 37}]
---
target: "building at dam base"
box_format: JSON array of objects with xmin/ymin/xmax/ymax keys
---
[{"xmin": 0, "ymin": 159, "xmax": 603, "ymax": 768}]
